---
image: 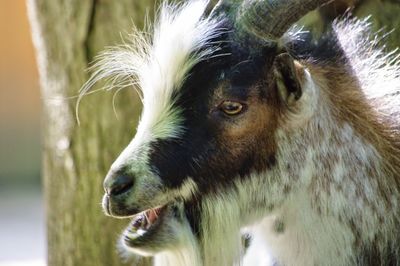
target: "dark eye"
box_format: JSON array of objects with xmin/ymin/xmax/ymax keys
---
[{"xmin": 219, "ymin": 100, "xmax": 244, "ymax": 115}]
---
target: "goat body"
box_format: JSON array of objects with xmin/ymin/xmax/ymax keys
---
[{"xmin": 82, "ymin": 1, "xmax": 400, "ymax": 265}]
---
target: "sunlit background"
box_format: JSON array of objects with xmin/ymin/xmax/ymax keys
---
[{"xmin": 0, "ymin": 1, "xmax": 44, "ymax": 265}]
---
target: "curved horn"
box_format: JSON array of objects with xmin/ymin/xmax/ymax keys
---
[
  {"xmin": 238, "ymin": 0, "xmax": 333, "ymax": 39},
  {"xmin": 210, "ymin": 0, "xmax": 241, "ymax": 20}
]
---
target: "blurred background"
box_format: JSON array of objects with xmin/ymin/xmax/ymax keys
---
[{"xmin": 0, "ymin": 1, "xmax": 44, "ymax": 265}]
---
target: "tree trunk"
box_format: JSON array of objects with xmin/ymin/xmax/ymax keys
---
[{"xmin": 27, "ymin": 0, "xmax": 155, "ymax": 265}]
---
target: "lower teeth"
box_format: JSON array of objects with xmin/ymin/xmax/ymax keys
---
[{"xmin": 132, "ymin": 212, "xmax": 151, "ymax": 230}]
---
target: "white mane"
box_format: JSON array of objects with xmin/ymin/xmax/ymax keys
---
[
  {"xmin": 334, "ymin": 17, "xmax": 400, "ymax": 119},
  {"xmin": 79, "ymin": 0, "xmax": 223, "ymax": 140}
]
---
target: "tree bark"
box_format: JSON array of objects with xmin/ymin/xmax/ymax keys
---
[{"xmin": 27, "ymin": 0, "xmax": 155, "ymax": 265}]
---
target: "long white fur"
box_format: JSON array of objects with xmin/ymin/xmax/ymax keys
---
[
  {"xmin": 79, "ymin": 0, "xmax": 223, "ymax": 142},
  {"xmin": 335, "ymin": 17, "xmax": 400, "ymax": 118},
  {"xmin": 153, "ymin": 218, "xmax": 201, "ymax": 266}
]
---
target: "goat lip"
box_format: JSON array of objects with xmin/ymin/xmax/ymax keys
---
[{"xmin": 103, "ymin": 194, "xmax": 144, "ymax": 218}]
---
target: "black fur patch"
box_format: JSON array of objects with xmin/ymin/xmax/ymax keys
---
[
  {"xmin": 285, "ymin": 25, "xmax": 347, "ymax": 65},
  {"xmin": 148, "ymin": 23, "xmax": 276, "ymax": 192}
]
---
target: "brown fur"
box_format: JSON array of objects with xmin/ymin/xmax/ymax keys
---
[
  {"xmin": 303, "ymin": 60, "xmax": 400, "ymax": 264},
  {"xmin": 307, "ymin": 62, "xmax": 400, "ymax": 189},
  {"xmin": 210, "ymin": 78, "xmax": 281, "ymax": 175}
]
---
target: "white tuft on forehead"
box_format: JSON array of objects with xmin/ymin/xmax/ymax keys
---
[{"xmin": 79, "ymin": 0, "xmax": 223, "ymax": 141}]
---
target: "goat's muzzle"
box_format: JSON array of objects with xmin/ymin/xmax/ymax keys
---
[{"xmin": 102, "ymin": 171, "xmax": 139, "ymax": 217}]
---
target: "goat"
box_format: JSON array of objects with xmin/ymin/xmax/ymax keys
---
[{"xmin": 81, "ymin": 0, "xmax": 400, "ymax": 265}]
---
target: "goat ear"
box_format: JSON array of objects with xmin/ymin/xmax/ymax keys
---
[{"xmin": 273, "ymin": 53, "xmax": 305, "ymax": 107}]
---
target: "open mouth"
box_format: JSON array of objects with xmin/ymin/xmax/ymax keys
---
[
  {"xmin": 121, "ymin": 202, "xmax": 188, "ymax": 255},
  {"xmin": 124, "ymin": 205, "xmax": 167, "ymax": 241}
]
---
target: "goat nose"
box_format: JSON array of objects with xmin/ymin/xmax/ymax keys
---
[{"xmin": 105, "ymin": 174, "xmax": 134, "ymax": 196}]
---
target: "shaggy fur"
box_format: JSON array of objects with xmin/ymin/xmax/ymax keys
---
[{"xmin": 82, "ymin": 1, "xmax": 400, "ymax": 265}]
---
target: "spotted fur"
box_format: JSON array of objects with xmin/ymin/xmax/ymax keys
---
[{"xmin": 82, "ymin": 1, "xmax": 400, "ymax": 265}]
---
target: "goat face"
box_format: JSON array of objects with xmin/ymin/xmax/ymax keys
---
[
  {"xmin": 103, "ymin": 37, "xmax": 282, "ymax": 256},
  {"xmin": 96, "ymin": 0, "xmax": 329, "ymax": 257}
]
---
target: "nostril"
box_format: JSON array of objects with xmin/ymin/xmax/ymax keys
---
[{"xmin": 108, "ymin": 175, "xmax": 134, "ymax": 196}]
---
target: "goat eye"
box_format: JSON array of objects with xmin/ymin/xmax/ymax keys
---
[{"xmin": 219, "ymin": 101, "xmax": 244, "ymax": 115}]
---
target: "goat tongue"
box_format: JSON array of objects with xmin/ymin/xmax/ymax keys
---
[
  {"xmin": 131, "ymin": 206, "xmax": 164, "ymax": 231},
  {"xmin": 146, "ymin": 207, "xmax": 161, "ymax": 225}
]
